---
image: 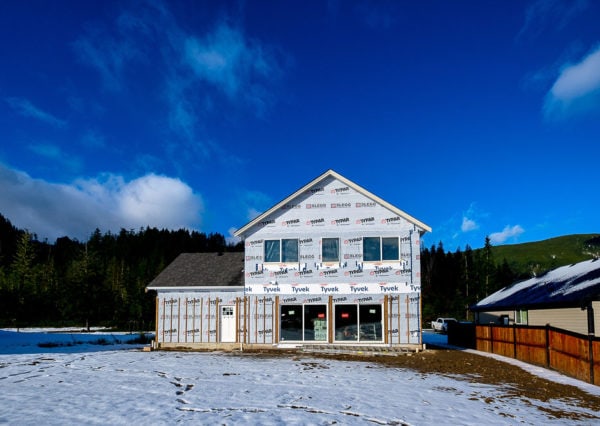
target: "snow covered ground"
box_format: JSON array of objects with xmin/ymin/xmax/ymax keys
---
[{"xmin": 1, "ymin": 329, "xmax": 599, "ymax": 425}]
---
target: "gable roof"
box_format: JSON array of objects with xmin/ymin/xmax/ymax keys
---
[
  {"xmin": 471, "ymin": 258, "xmax": 600, "ymax": 311},
  {"xmin": 234, "ymin": 169, "xmax": 431, "ymax": 237},
  {"xmin": 146, "ymin": 252, "xmax": 244, "ymax": 290}
]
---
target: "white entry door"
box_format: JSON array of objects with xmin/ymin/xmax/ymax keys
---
[{"xmin": 220, "ymin": 306, "xmax": 236, "ymax": 342}]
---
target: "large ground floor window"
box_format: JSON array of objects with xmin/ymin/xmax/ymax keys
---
[
  {"xmin": 280, "ymin": 303, "xmax": 383, "ymax": 343},
  {"xmin": 280, "ymin": 304, "xmax": 327, "ymax": 342},
  {"xmin": 334, "ymin": 304, "xmax": 382, "ymax": 342}
]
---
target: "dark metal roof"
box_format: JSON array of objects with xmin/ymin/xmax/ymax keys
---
[
  {"xmin": 471, "ymin": 258, "xmax": 600, "ymax": 311},
  {"xmin": 146, "ymin": 252, "xmax": 244, "ymax": 289}
]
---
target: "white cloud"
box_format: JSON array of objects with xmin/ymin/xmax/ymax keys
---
[
  {"xmin": 164, "ymin": 77, "xmax": 201, "ymax": 150},
  {"xmin": 185, "ymin": 24, "xmax": 255, "ymax": 96},
  {"xmin": 459, "ymin": 203, "xmax": 484, "ymax": 234},
  {"xmin": 73, "ymin": 2, "xmax": 283, "ymax": 159},
  {"xmin": 117, "ymin": 174, "xmax": 201, "ymax": 227},
  {"xmin": 489, "ymin": 225, "xmax": 525, "ymax": 245},
  {"xmin": 72, "ymin": 24, "xmax": 143, "ymax": 91},
  {"xmin": 183, "ymin": 22, "xmax": 280, "ymax": 115},
  {"xmin": 354, "ymin": 1, "xmax": 397, "ymax": 30},
  {"xmin": 0, "ymin": 163, "xmax": 203, "ymax": 241},
  {"xmin": 238, "ymin": 190, "xmax": 272, "ymax": 222},
  {"xmin": 461, "ymin": 217, "xmax": 478, "ymax": 232},
  {"xmin": 29, "ymin": 144, "xmax": 61, "ymax": 158},
  {"xmin": 81, "ymin": 130, "xmax": 106, "ymax": 149},
  {"xmin": 28, "ymin": 143, "xmax": 83, "ymax": 173},
  {"xmin": 247, "ymin": 208, "xmax": 262, "ymax": 221},
  {"xmin": 544, "ymin": 45, "xmax": 600, "ymax": 117},
  {"xmin": 5, "ymin": 97, "xmax": 66, "ymax": 128},
  {"xmin": 226, "ymin": 227, "xmax": 241, "ymax": 246},
  {"xmin": 517, "ymin": 0, "xmax": 589, "ymax": 41}
]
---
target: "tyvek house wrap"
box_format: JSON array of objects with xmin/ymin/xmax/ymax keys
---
[
  {"xmin": 156, "ymin": 292, "xmax": 422, "ymax": 345},
  {"xmin": 240, "ymin": 173, "xmax": 425, "ymax": 295}
]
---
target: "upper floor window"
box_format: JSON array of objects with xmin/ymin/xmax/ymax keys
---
[
  {"xmin": 322, "ymin": 238, "xmax": 339, "ymax": 262},
  {"xmin": 363, "ymin": 237, "xmax": 399, "ymax": 261},
  {"xmin": 265, "ymin": 239, "xmax": 298, "ymax": 263}
]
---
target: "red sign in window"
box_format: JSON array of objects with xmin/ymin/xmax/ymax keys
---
[
  {"xmin": 318, "ymin": 313, "xmax": 325, "ymax": 319},
  {"xmin": 341, "ymin": 313, "xmax": 349, "ymax": 319}
]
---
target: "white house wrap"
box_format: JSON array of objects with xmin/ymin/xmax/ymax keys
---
[{"xmin": 148, "ymin": 170, "xmax": 430, "ymax": 350}]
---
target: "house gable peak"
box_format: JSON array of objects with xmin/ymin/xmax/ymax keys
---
[{"xmin": 234, "ymin": 169, "xmax": 431, "ymax": 237}]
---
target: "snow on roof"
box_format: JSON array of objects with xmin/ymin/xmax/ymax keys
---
[{"xmin": 472, "ymin": 258, "xmax": 600, "ymax": 311}]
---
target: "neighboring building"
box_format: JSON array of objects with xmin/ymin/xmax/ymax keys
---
[
  {"xmin": 147, "ymin": 169, "xmax": 431, "ymax": 350},
  {"xmin": 471, "ymin": 258, "xmax": 600, "ymax": 335}
]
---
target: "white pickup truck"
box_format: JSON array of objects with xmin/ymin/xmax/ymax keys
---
[{"xmin": 431, "ymin": 317, "xmax": 457, "ymax": 333}]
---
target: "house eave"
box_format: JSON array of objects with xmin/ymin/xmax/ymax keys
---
[
  {"xmin": 471, "ymin": 300, "xmax": 591, "ymax": 312},
  {"xmin": 146, "ymin": 286, "xmax": 245, "ymax": 292}
]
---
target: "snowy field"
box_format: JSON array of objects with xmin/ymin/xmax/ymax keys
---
[{"xmin": 1, "ymin": 329, "xmax": 599, "ymax": 425}]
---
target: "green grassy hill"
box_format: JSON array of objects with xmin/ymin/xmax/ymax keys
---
[{"xmin": 489, "ymin": 234, "xmax": 600, "ymax": 277}]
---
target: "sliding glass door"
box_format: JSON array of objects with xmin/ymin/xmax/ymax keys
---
[
  {"xmin": 280, "ymin": 304, "xmax": 327, "ymax": 342},
  {"xmin": 334, "ymin": 304, "xmax": 382, "ymax": 342}
]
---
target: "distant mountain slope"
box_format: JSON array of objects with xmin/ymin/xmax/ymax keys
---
[{"xmin": 490, "ymin": 234, "xmax": 600, "ymax": 277}]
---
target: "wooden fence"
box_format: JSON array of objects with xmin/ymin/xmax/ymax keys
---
[{"xmin": 475, "ymin": 324, "xmax": 600, "ymax": 386}]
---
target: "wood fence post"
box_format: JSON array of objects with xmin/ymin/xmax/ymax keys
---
[
  {"xmin": 589, "ymin": 335, "xmax": 595, "ymax": 385},
  {"xmin": 586, "ymin": 302, "xmax": 595, "ymax": 384},
  {"xmin": 545, "ymin": 324, "xmax": 550, "ymax": 369},
  {"xmin": 513, "ymin": 323, "xmax": 517, "ymax": 359},
  {"xmin": 489, "ymin": 323, "xmax": 494, "ymax": 354}
]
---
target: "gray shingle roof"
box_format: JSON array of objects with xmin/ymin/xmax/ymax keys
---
[{"xmin": 146, "ymin": 252, "xmax": 244, "ymax": 289}]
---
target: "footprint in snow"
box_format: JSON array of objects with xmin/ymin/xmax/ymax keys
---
[{"xmin": 173, "ymin": 382, "xmax": 195, "ymax": 395}]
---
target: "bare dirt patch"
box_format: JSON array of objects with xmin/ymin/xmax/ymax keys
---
[{"xmin": 239, "ymin": 347, "xmax": 600, "ymax": 421}]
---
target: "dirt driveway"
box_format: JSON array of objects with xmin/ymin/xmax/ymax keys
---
[
  {"xmin": 312, "ymin": 347, "xmax": 600, "ymax": 422},
  {"xmin": 241, "ymin": 330, "xmax": 600, "ymax": 422}
]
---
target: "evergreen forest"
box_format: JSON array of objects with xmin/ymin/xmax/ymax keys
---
[
  {"xmin": 421, "ymin": 238, "xmax": 518, "ymax": 322},
  {"xmin": 0, "ymin": 214, "xmax": 242, "ymax": 330},
  {"xmin": 1, "ymin": 212, "xmax": 597, "ymax": 330},
  {"xmin": 421, "ymin": 234, "xmax": 600, "ymax": 322}
]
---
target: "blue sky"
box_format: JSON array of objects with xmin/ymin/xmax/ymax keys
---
[{"xmin": 1, "ymin": 0, "xmax": 599, "ymax": 250}]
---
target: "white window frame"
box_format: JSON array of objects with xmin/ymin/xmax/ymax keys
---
[
  {"xmin": 515, "ymin": 309, "xmax": 528, "ymax": 325},
  {"xmin": 264, "ymin": 239, "xmax": 298, "ymax": 263},
  {"xmin": 363, "ymin": 237, "xmax": 400, "ymax": 262},
  {"xmin": 321, "ymin": 238, "xmax": 340, "ymax": 263}
]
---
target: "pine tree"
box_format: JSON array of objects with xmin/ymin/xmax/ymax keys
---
[
  {"xmin": 10, "ymin": 232, "xmax": 36, "ymax": 330},
  {"xmin": 481, "ymin": 236, "xmax": 494, "ymax": 297}
]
